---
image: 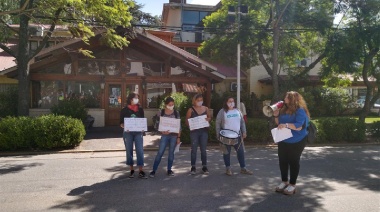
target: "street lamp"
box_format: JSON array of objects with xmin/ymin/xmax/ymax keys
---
[{"xmin": 228, "ymin": 1, "xmax": 248, "ymax": 109}]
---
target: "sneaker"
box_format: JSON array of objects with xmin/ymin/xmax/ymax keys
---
[
  {"xmin": 190, "ymin": 166, "xmax": 196, "ymax": 175},
  {"xmin": 139, "ymin": 171, "xmax": 148, "ymax": 179},
  {"xmin": 226, "ymin": 168, "xmax": 232, "ymax": 176},
  {"xmin": 167, "ymin": 170, "xmax": 174, "ymax": 176},
  {"xmin": 283, "ymin": 185, "xmax": 296, "ymax": 195},
  {"xmin": 240, "ymin": 168, "xmax": 253, "ymax": 175},
  {"xmin": 129, "ymin": 170, "xmax": 135, "ymax": 178},
  {"xmin": 149, "ymin": 171, "xmax": 155, "ymax": 178},
  {"xmin": 275, "ymin": 182, "xmax": 288, "ymax": 193},
  {"xmin": 202, "ymin": 166, "xmax": 209, "ymax": 175}
]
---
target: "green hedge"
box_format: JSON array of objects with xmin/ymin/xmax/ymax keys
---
[
  {"xmin": 180, "ymin": 117, "xmax": 366, "ymax": 144},
  {"xmin": 0, "ymin": 115, "xmax": 85, "ymax": 151},
  {"xmin": 369, "ymin": 121, "xmax": 380, "ymax": 138},
  {"xmin": 316, "ymin": 117, "xmax": 366, "ymax": 143}
]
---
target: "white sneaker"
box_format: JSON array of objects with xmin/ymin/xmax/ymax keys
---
[{"xmin": 275, "ymin": 182, "xmax": 288, "ymax": 192}]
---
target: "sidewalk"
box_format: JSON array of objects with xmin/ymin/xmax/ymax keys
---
[{"xmin": 68, "ymin": 126, "xmax": 163, "ymax": 153}]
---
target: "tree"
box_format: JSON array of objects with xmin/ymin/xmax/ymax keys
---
[
  {"xmin": 0, "ymin": 0, "xmax": 135, "ymax": 116},
  {"xmin": 322, "ymin": 0, "xmax": 380, "ymax": 122},
  {"xmin": 199, "ymin": 0, "xmax": 334, "ymax": 101}
]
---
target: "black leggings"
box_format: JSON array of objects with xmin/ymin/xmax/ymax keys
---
[{"xmin": 278, "ymin": 137, "xmax": 306, "ymax": 185}]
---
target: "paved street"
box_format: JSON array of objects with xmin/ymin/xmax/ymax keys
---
[{"xmin": 1, "ymin": 146, "xmax": 379, "ymax": 212}]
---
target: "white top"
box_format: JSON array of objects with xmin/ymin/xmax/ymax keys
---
[{"xmin": 223, "ymin": 109, "xmax": 241, "ymax": 133}]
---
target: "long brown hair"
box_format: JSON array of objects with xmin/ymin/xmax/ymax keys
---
[{"xmin": 280, "ymin": 91, "xmax": 310, "ymax": 118}]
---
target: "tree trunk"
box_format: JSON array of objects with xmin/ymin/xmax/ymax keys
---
[{"xmin": 17, "ymin": 0, "xmax": 31, "ymax": 116}]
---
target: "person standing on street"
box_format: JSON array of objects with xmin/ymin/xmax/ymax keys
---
[
  {"xmin": 120, "ymin": 93, "xmax": 147, "ymax": 179},
  {"xmin": 273, "ymin": 91, "xmax": 310, "ymax": 195},
  {"xmin": 150, "ymin": 97, "xmax": 181, "ymax": 177},
  {"xmin": 215, "ymin": 97, "xmax": 253, "ymax": 176},
  {"xmin": 186, "ymin": 94, "xmax": 211, "ymax": 175}
]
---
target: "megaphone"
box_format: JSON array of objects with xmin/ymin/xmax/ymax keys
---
[{"xmin": 262, "ymin": 101, "xmax": 284, "ymax": 117}]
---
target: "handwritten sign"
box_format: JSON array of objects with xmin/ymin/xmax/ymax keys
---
[
  {"xmin": 124, "ymin": 118, "xmax": 147, "ymax": 132},
  {"xmin": 188, "ymin": 115, "xmax": 210, "ymax": 131},
  {"xmin": 158, "ymin": 117, "xmax": 181, "ymax": 133}
]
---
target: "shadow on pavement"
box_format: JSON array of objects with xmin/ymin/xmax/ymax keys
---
[
  {"xmin": 50, "ymin": 146, "xmax": 379, "ymax": 211},
  {"xmin": 0, "ymin": 162, "xmax": 43, "ymax": 175}
]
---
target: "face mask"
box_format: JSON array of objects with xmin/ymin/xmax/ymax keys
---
[
  {"xmin": 132, "ymin": 98, "xmax": 139, "ymax": 104},
  {"xmin": 196, "ymin": 101, "xmax": 203, "ymax": 106},
  {"xmin": 227, "ymin": 102, "xmax": 235, "ymax": 108},
  {"xmin": 166, "ymin": 105, "xmax": 174, "ymax": 110}
]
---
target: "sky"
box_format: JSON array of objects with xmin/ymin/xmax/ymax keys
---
[{"xmin": 134, "ymin": 0, "xmax": 221, "ymax": 17}]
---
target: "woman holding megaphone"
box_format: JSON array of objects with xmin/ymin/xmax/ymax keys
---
[{"xmin": 272, "ymin": 91, "xmax": 310, "ymax": 195}]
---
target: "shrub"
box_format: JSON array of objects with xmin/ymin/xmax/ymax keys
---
[
  {"xmin": 0, "ymin": 87, "xmax": 18, "ymax": 118},
  {"xmin": 246, "ymin": 118, "xmax": 272, "ymax": 143},
  {"xmin": 369, "ymin": 121, "xmax": 380, "ymax": 138},
  {"xmin": 50, "ymin": 99, "xmax": 88, "ymax": 121},
  {"xmin": 317, "ymin": 117, "xmax": 366, "ymax": 143},
  {"xmin": 33, "ymin": 115, "xmax": 86, "ymax": 149},
  {"xmin": 0, "ymin": 116, "xmax": 35, "ymax": 150},
  {"xmin": 0, "ymin": 115, "xmax": 85, "ymax": 151}
]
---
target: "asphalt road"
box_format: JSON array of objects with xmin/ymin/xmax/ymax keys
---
[{"xmin": 1, "ymin": 146, "xmax": 379, "ymax": 212}]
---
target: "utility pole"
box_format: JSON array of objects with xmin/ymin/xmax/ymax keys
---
[
  {"xmin": 237, "ymin": 0, "xmax": 241, "ymax": 109},
  {"xmin": 228, "ymin": 1, "xmax": 247, "ymax": 109}
]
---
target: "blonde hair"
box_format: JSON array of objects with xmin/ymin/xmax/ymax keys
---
[{"xmin": 280, "ymin": 91, "xmax": 310, "ymax": 118}]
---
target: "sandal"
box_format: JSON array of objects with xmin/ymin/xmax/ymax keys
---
[{"xmin": 283, "ymin": 185, "xmax": 296, "ymax": 195}]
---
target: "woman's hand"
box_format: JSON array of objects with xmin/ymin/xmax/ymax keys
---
[
  {"xmin": 205, "ymin": 117, "xmax": 211, "ymax": 122},
  {"xmin": 273, "ymin": 109, "xmax": 280, "ymax": 117},
  {"xmin": 176, "ymin": 138, "xmax": 181, "ymax": 144},
  {"xmin": 278, "ymin": 124, "xmax": 287, "ymax": 129},
  {"xmin": 242, "ymin": 133, "xmax": 247, "ymax": 139},
  {"xmin": 120, "ymin": 123, "xmax": 124, "ymax": 128}
]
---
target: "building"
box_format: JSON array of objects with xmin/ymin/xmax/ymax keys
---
[{"xmin": 0, "ymin": 28, "xmax": 226, "ymax": 126}]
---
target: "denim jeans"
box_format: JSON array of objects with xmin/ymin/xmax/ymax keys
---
[
  {"xmin": 223, "ymin": 138, "xmax": 246, "ymax": 168},
  {"xmin": 123, "ymin": 131, "xmax": 144, "ymax": 166},
  {"xmin": 190, "ymin": 128, "xmax": 208, "ymax": 166},
  {"xmin": 152, "ymin": 134, "xmax": 177, "ymax": 171}
]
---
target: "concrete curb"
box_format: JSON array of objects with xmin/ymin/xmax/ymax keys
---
[{"xmin": 1, "ymin": 142, "xmax": 379, "ymax": 157}]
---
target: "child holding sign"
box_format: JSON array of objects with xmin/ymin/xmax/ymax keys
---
[{"xmin": 149, "ymin": 97, "xmax": 181, "ymax": 178}]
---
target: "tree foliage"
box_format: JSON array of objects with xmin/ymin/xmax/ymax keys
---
[
  {"xmin": 322, "ymin": 0, "xmax": 380, "ymax": 122},
  {"xmin": 199, "ymin": 0, "xmax": 334, "ymax": 100}
]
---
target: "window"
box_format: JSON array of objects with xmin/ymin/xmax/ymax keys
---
[
  {"xmin": 146, "ymin": 83, "xmax": 174, "ymax": 108},
  {"xmin": 182, "ymin": 10, "xmax": 209, "ymax": 31}
]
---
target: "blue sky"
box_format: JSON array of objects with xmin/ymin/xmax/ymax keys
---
[{"xmin": 135, "ymin": 0, "xmax": 220, "ymax": 17}]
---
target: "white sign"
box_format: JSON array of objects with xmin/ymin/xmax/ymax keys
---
[
  {"xmin": 158, "ymin": 117, "xmax": 181, "ymax": 133},
  {"xmin": 271, "ymin": 127, "xmax": 293, "ymax": 143},
  {"xmin": 124, "ymin": 118, "xmax": 147, "ymax": 132},
  {"xmin": 188, "ymin": 115, "xmax": 210, "ymax": 131}
]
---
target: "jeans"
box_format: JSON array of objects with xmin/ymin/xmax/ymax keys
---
[
  {"xmin": 190, "ymin": 128, "xmax": 208, "ymax": 166},
  {"xmin": 223, "ymin": 138, "xmax": 246, "ymax": 168},
  {"xmin": 123, "ymin": 131, "xmax": 144, "ymax": 166},
  {"xmin": 152, "ymin": 134, "xmax": 177, "ymax": 171},
  {"xmin": 278, "ymin": 136, "xmax": 306, "ymax": 185}
]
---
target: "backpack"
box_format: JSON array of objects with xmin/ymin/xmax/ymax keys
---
[{"xmin": 307, "ymin": 121, "xmax": 318, "ymax": 143}]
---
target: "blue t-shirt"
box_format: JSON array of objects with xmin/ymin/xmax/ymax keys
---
[{"xmin": 278, "ymin": 108, "xmax": 308, "ymax": 143}]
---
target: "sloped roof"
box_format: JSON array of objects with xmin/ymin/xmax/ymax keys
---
[{"xmin": 0, "ymin": 43, "xmax": 17, "ymax": 74}]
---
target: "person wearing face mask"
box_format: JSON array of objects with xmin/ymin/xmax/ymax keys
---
[
  {"xmin": 120, "ymin": 93, "xmax": 147, "ymax": 179},
  {"xmin": 273, "ymin": 91, "xmax": 310, "ymax": 195},
  {"xmin": 149, "ymin": 97, "xmax": 181, "ymax": 177},
  {"xmin": 186, "ymin": 93, "xmax": 211, "ymax": 175},
  {"xmin": 215, "ymin": 97, "xmax": 253, "ymax": 176}
]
